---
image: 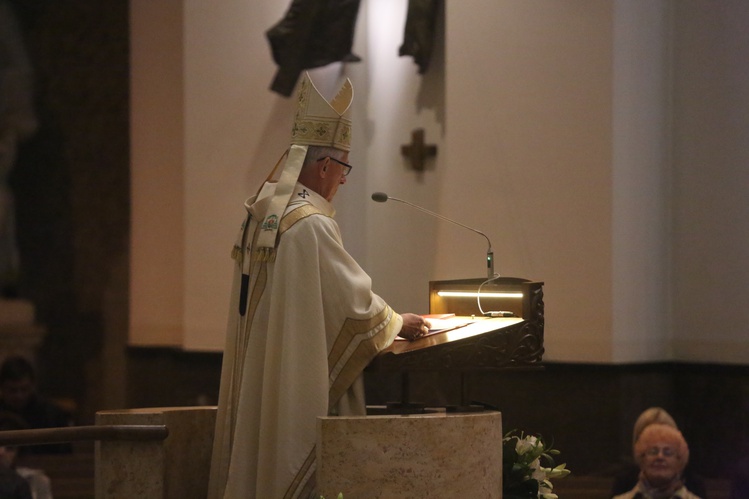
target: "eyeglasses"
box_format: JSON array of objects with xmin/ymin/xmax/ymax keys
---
[
  {"xmin": 318, "ymin": 157, "xmax": 352, "ymax": 176},
  {"xmin": 644, "ymin": 446, "xmax": 676, "ymax": 458}
]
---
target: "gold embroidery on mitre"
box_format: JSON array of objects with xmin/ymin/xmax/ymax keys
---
[{"xmin": 291, "ymin": 74, "xmax": 353, "ymax": 152}]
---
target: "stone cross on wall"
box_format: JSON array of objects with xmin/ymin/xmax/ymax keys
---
[{"xmin": 401, "ymin": 128, "xmax": 437, "ymax": 172}]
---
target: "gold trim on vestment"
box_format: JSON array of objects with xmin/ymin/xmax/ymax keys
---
[
  {"xmin": 284, "ymin": 446, "xmax": 316, "ymax": 499},
  {"xmin": 231, "ymin": 244, "xmax": 242, "ymax": 261},
  {"xmin": 280, "ymin": 204, "xmax": 328, "ymax": 234},
  {"xmin": 328, "ymin": 306, "xmax": 399, "ymax": 409}
]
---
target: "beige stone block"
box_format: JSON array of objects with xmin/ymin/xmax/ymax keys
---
[
  {"xmin": 317, "ymin": 411, "xmax": 502, "ymax": 499},
  {"xmin": 95, "ymin": 406, "xmax": 216, "ymax": 499}
]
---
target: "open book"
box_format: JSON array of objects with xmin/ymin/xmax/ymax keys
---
[
  {"xmin": 395, "ymin": 313, "xmax": 475, "ymax": 340},
  {"xmin": 423, "ymin": 314, "xmax": 475, "ymax": 334}
]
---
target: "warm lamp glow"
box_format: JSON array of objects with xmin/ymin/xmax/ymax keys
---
[{"xmin": 437, "ymin": 291, "xmax": 523, "ymax": 299}]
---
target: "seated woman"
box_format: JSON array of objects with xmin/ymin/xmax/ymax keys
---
[
  {"xmin": 611, "ymin": 407, "xmax": 707, "ymax": 498},
  {"xmin": 613, "ymin": 423, "xmax": 701, "ymax": 499}
]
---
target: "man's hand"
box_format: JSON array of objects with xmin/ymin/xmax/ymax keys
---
[{"xmin": 398, "ymin": 313, "xmax": 432, "ymax": 341}]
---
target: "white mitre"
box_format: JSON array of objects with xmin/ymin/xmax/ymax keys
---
[
  {"xmin": 254, "ymin": 72, "xmax": 353, "ymax": 261},
  {"xmin": 292, "ymin": 73, "xmax": 353, "ymax": 151}
]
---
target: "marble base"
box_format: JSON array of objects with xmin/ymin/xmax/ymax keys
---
[
  {"xmin": 95, "ymin": 406, "xmax": 216, "ymax": 499},
  {"xmin": 317, "ymin": 410, "xmax": 502, "ymax": 499}
]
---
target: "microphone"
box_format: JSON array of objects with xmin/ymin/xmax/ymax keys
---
[{"xmin": 371, "ymin": 192, "xmax": 496, "ymax": 278}]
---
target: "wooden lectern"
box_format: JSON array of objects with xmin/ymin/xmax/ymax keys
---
[{"xmin": 366, "ymin": 277, "xmax": 544, "ymax": 411}]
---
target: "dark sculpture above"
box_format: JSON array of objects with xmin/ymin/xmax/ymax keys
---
[
  {"xmin": 399, "ymin": 0, "xmax": 440, "ymax": 74},
  {"xmin": 266, "ymin": 0, "xmax": 362, "ymax": 97}
]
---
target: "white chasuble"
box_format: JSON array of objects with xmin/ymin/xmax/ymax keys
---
[{"xmin": 208, "ymin": 183, "xmax": 402, "ymax": 499}]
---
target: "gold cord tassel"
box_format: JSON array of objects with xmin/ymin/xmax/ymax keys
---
[
  {"xmin": 252, "ymin": 247, "xmax": 277, "ymax": 263},
  {"xmin": 231, "ymin": 245, "xmax": 243, "ymax": 261}
]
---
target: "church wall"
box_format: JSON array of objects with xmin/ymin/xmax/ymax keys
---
[
  {"xmin": 129, "ymin": 0, "xmax": 448, "ymax": 347},
  {"xmin": 610, "ymin": 1, "xmax": 672, "ymax": 362},
  {"xmin": 128, "ymin": 0, "xmax": 749, "ymax": 364},
  {"xmin": 129, "ymin": 0, "xmax": 299, "ymax": 351},
  {"xmin": 670, "ymin": 1, "xmax": 749, "ymax": 364},
  {"xmin": 444, "ymin": 1, "xmax": 616, "ymax": 362},
  {"xmin": 438, "ymin": 0, "xmax": 749, "ymax": 365},
  {"xmin": 129, "ymin": 0, "xmax": 186, "ymax": 347},
  {"xmin": 354, "ymin": 0, "xmax": 446, "ymax": 314},
  {"xmin": 180, "ymin": 0, "xmax": 300, "ymax": 350}
]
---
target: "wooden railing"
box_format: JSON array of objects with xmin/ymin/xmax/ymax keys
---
[
  {"xmin": 0, "ymin": 425, "xmax": 169, "ymax": 446},
  {"xmin": 2, "ymin": 408, "xmax": 215, "ymax": 498}
]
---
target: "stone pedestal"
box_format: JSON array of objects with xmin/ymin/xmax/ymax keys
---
[
  {"xmin": 95, "ymin": 406, "xmax": 216, "ymax": 499},
  {"xmin": 317, "ymin": 410, "xmax": 503, "ymax": 499}
]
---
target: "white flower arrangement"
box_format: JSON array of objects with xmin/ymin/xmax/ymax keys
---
[{"xmin": 502, "ymin": 430, "xmax": 571, "ymax": 499}]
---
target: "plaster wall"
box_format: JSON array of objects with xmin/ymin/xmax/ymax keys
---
[{"xmin": 129, "ymin": 0, "xmax": 749, "ymax": 365}]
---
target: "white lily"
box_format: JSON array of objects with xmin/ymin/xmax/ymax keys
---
[{"xmin": 515, "ymin": 435, "xmax": 539, "ymax": 455}]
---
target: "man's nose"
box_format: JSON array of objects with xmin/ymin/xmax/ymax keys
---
[{"xmin": 339, "ymin": 175, "xmax": 347, "ymax": 184}]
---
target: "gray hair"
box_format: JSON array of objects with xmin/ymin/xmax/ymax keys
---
[{"xmin": 302, "ymin": 146, "xmax": 346, "ymax": 170}]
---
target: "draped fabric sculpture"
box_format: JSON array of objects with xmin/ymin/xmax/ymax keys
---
[
  {"xmin": 266, "ymin": 0, "xmax": 362, "ymax": 97},
  {"xmin": 267, "ymin": 0, "xmax": 441, "ymax": 96},
  {"xmin": 399, "ymin": 0, "xmax": 440, "ymax": 74}
]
